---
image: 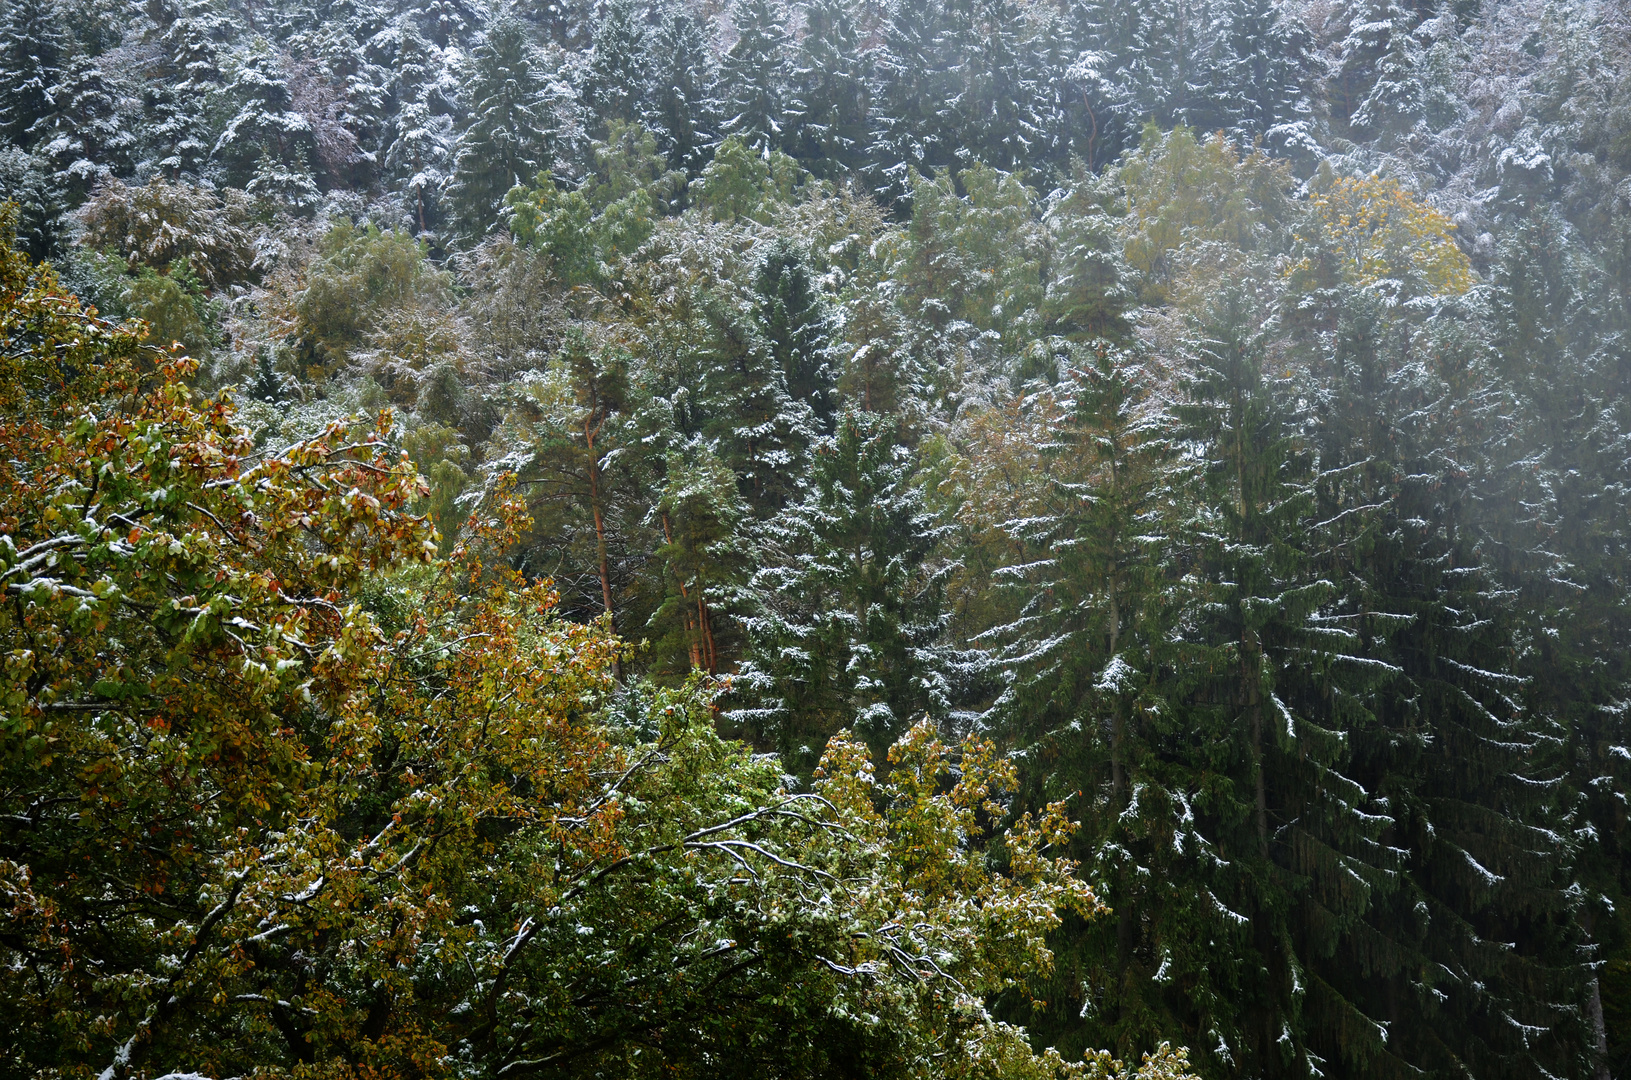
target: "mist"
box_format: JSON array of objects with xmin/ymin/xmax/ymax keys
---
[{"xmin": 1, "ymin": 0, "xmax": 1628, "ymax": 1076}]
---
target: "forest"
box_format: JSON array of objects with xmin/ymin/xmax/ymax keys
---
[{"xmin": 1, "ymin": 0, "xmax": 1629, "ymax": 1076}]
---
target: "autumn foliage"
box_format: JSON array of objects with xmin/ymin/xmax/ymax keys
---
[{"xmin": 0, "ymin": 212, "xmax": 1192, "ymax": 1080}]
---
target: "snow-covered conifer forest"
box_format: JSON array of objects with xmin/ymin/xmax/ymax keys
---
[{"xmin": 1, "ymin": 0, "xmax": 1629, "ymax": 1076}]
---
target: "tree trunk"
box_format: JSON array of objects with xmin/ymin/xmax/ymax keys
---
[
  {"xmin": 661, "ymin": 511, "xmax": 705, "ymax": 672},
  {"xmin": 1584, "ymin": 909, "xmax": 1613, "ymax": 1080},
  {"xmin": 585, "ymin": 419, "xmax": 613, "ymax": 622}
]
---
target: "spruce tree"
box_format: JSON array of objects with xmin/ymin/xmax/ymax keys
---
[
  {"xmin": 648, "ymin": 0, "xmax": 716, "ymax": 175},
  {"xmin": 1301, "ymin": 290, "xmax": 1586, "ymax": 1080},
  {"xmin": 582, "ymin": 0, "xmax": 651, "ymax": 137},
  {"xmin": 1169, "ymin": 282, "xmax": 1403, "ymax": 1079},
  {"xmin": 863, "ymin": 0, "xmax": 953, "ymax": 207},
  {"xmin": 0, "ymin": 145, "xmax": 59, "ymax": 257},
  {"xmin": 215, "ymin": 39, "xmax": 322, "ymax": 211},
  {"xmin": 718, "ymin": 0, "xmax": 791, "ymax": 154},
  {"xmin": 0, "ymin": 0, "xmax": 68, "ymax": 147},
  {"xmin": 697, "ymin": 293, "xmax": 818, "ymax": 518},
  {"xmin": 1461, "ymin": 215, "xmax": 1630, "ymax": 1080},
  {"xmin": 1328, "ymin": 0, "xmax": 1415, "ymax": 137},
  {"xmin": 938, "ymin": 0, "xmax": 1051, "ymax": 173},
  {"xmin": 1063, "ymin": 0, "xmax": 1239, "ymax": 157},
  {"xmin": 1221, "ymin": 0, "xmax": 1315, "ymax": 152},
  {"xmin": 32, "ymin": 55, "xmax": 133, "ymax": 205},
  {"xmin": 733, "ymin": 409, "xmax": 954, "ymax": 771},
  {"xmin": 754, "ymin": 238, "xmax": 837, "ymax": 433},
  {"xmin": 1041, "ymin": 165, "xmax": 1135, "ymax": 344},
  {"xmin": 446, "ymin": 15, "xmax": 554, "ymax": 239},
  {"xmin": 383, "ymin": 18, "xmax": 454, "ymax": 232},
  {"xmin": 143, "ymin": 0, "xmax": 229, "ymax": 177},
  {"xmin": 985, "ymin": 345, "xmax": 1230, "ymax": 1066},
  {"xmin": 784, "ymin": 0, "xmax": 870, "ymax": 179}
]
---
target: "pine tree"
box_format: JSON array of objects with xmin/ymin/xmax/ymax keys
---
[
  {"xmin": 718, "ymin": 0, "xmax": 791, "ymax": 153},
  {"xmin": 0, "ymin": 0, "xmax": 68, "ymax": 147},
  {"xmin": 164, "ymin": 0, "xmax": 228, "ymax": 110},
  {"xmin": 651, "ymin": 436, "xmax": 753, "ymax": 678},
  {"xmin": 733, "ymin": 409, "xmax": 954, "ymax": 771},
  {"xmin": 502, "ymin": 334, "xmax": 645, "ymax": 632}
]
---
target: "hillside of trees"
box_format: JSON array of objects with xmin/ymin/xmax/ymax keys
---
[{"xmin": 2, "ymin": 0, "xmax": 1630, "ymax": 1077}]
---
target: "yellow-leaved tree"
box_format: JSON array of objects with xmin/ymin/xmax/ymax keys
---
[
  {"xmin": 1290, "ymin": 174, "xmax": 1474, "ymax": 306},
  {"xmin": 0, "ymin": 206, "xmax": 1197, "ymax": 1080}
]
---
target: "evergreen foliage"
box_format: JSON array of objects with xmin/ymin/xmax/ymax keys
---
[
  {"xmin": 0, "ymin": 0, "xmax": 66, "ymax": 146},
  {"xmin": 736, "ymin": 410, "xmax": 955, "ymax": 770},
  {"xmin": 2, "ymin": 0, "xmax": 1631, "ymax": 1076},
  {"xmin": 447, "ymin": 15, "xmax": 556, "ymax": 238}
]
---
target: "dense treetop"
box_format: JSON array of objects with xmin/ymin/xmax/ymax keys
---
[{"xmin": 1, "ymin": 0, "xmax": 1629, "ymax": 1077}]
